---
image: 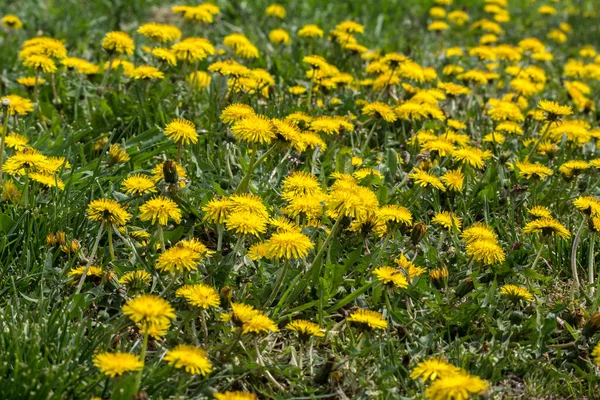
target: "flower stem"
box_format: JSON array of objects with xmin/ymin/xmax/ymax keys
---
[
  {"xmin": 134, "ymin": 331, "xmax": 150, "ymax": 394},
  {"xmin": 283, "ymin": 216, "xmax": 343, "ymax": 308},
  {"xmin": 75, "ymin": 223, "xmax": 105, "ymax": 294},
  {"xmin": 157, "ymin": 223, "xmax": 165, "ymax": 252},
  {"xmin": 33, "ymin": 69, "xmax": 40, "ymax": 105},
  {"xmin": 571, "ymin": 219, "xmax": 586, "ymax": 292},
  {"xmin": 0, "ymin": 105, "xmax": 9, "ymax": 185},
  {"xmin": 200, "ymin": 311, "xmax": 209, "ymax": 347},
  {"xmin": 530, "ymin": 241, "xmax": 544, "ymax": 271},
  {"xmin": 361, "ymin": 121, "xmax": 378, "ymax": 153},
  {"xmin": 527, "ymin": 121, "xmax": 552, "ymax": 159},
  {"xmin": 267, "ymin": 261, "xmax": 289, "ymax": 306},
  {"xmin": 98, "ymin": 55, "xmax": 115, "ymax": 96},
  {"xmin": 107, "ymin": 225, "xmax": 115, "ymax": 261},
  {"xmin": 589, "ymin": 234, "xmax": 595, "ymax": 296}
]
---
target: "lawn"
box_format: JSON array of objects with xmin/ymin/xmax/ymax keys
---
[{"xmin": 1, "ymin": 0, "xmax": 600, "ymax": 399}]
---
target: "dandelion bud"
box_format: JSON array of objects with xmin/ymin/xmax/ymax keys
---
[
  {"xmin": 46, "ymin": 232, "xmax": 57, "ymax": 247},
  {"xmin": 582, "ymin": 312, "xmax": 600, "ymax": 337},
  {"xmin": 454, "ymin": 277, "xmax": 474, "ymax": 298},
  {"xmin": 410, "ymin": 221, "xmax": 427, "ymax": 245},
  {"xmin": 163, "ymin": 160, "xmax": 179, "ymax": 184},
  {"xmin": 509, "ymin": 310, "xmax": 524, "ymax": 325},
  {"xmin": 1, "ymin": 98, "xmax": 10, "ymax": 109},
  {"xmin": 429, "ymin": 266, "xmax": 448, "ymax": 289},
  {"xmin": 70, "ymin": 239, "xmax": 81, "ymax": 253},
  {"xmin": 314, "ymin": 356, "xmax": 335, "ymax": 385},
  {"xmin": 220, "ymin": 285, "xmax": 232, "ymax": 306},
  {"xmin": 55, "ymin": 231, "xmax": 67, "ymax": 246}
]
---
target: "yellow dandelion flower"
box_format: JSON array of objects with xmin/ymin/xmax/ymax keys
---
[
  {"xmin": 410, "ymin": 358, "xmax": 461, "ymax": 382},
  {"xmin": 188, "ymin": 71, "xmax": 211, "ymax": 89},
  {"xmin": 373, "ymin": 266, "xmax": 408, "ymax": 288},
  {"xmin": 156, "ymin": 246, "xmax": 202, "ymax": 273},
  {"xmin": 559, "ymin": 160, "xmax": 590, "ymax": 177},
  {"xmin": 441, "ymin": 169, "xmax": 464, "ymax": 191},
  {"xmin": 102, "ymin": 31, "xmax": 135, "ymax": 55},
  {"xmin": 164, "ymin": 118, "xmax": 198, "ymax": 145},
  {"xmin": 514, "ymin": 161, "xmax": 553, "ymax": 180},
  {"xmin": 299, "ymin": 24, "xmax": 324, "ymax": 38},
  {"xmin": 108, "ymin": 143, "xmax": 130, "ymax": 163},
  {"xmin": 522, "ymin": 217, "xmax": 571, "ymax": 238},
  {"xmin": 2, "ymin": 15, "xmax": 23, "ymax": 29},
  {"xmin": 121, "ymin": 174, "xmax": 156, "ymax": 196},
  {"xmin": 425, "ymin": 372, "xmax": 489, "ymax": 400},
  {"xmin": 93, "ymin": 353, "xmax": 143, "ymax": 377},
  {"xmin": 172, "ymin": 38, "xmax": 215, "ymax": 62},
  {"xmin": 286, "ymin": 320, "xmax": 325, "ymax": 340},
  {"xmin": 574, "ymin": 196, "xmax": 600, "ymax": 217},
  {"xmin": 17, "ymin": 76, "xmax": 46, "ymax": 87},
  {"xmin": 528, "ymin": 205, "xmax": 552, "ymax": 219},
  {"xmin": 68, "ymin": 266, "xmax": 103, "ymax": 281},
  {"xmin": 537, "ymin": 99, "xmax": 573, "ymax": 121},
  {"xmin": 23, "ymin": 55, "xmax": 57, "ymax": 73},
  {"xmin": 220, "ymin": 104, "xmax": 255, "ymax": 125},
  {"xmin": 214, "ymin": 392, "xmax": 257, "ymax": 400},
  {"xmin": 500, "ymin": 284, "xmax": 533, "ymax": 302},
  {"xmin": 265, "ymin": 231, "xmax": 314, "ymax": 259},
  {"xmin": 432, "ymin": 211, "xmax": 462, "ymax": 230},
  {"xmin": 347, "ymin": 309, "xmax": 387, "ymax": 330},
  {"xmin": 591, "ymin": 342, "xmax": 600, "ymax": 367},
  {"xmin": 137, "ymin": 22, "xmax": 182, "ymax": 43},
  {"xmin": 164, "ymin": 345, "xmax": 212, "ymax": 376},
  {"xmin": 129, "ymin": 65, "xmax": 164, "ymax": 80},
  {"xmin": 119, "ymin": 270, "xmax": 152, "ymax": 286},
  {"xmin": 176, "ymin": 284, "xmax": 220, "ymax": 309},
  {"xmin": 29, "ymin": 172, "xmax": 65, "ymax": 190},
  {"xmin": 362, "ymin": 101, "xmax": 397, "ymax": 123},
  {"xmin": 202, "ymin": 197, "xmax": 233, "ymax": 224},
  {"xmin": 466, "ymin": 239, "xmax": 505, "ymax": 264},
  {"xmin": 4, "ymin": 133, "xmax": 29, "ymax": 151},
  {"xmin": 122, "ymin": 294, "xmax": 176, "ymax": 335},
  {"xmin": 151, "ymin": 48, "xmax": 177, "ymax": 66},
  {"xmin": 265, "ymin": 4, "xmax": 286, "ymax": 19},
  {"xmin": 269, "ymin": 29, "xmax": 290, "ymax": 45},
  {"xmin": 1, "ymin": 94, "xmax": 34, "ymax": 116},
  {"xmin": 409, "ymin": 169, "xmax": 446, "ymax": 191},
  {"xmin": 242, "ymin": 313, "xmax": 279, "ymax": 334},
  {"xmin": 231, "ymin": 115, "xmax": 276, "ymax": 144},
  {"xmin": 225, "ymin": 211, "xmax": 267, "ymax": 237},
  {"xmin": 139, "ymin": 196, "xmax": 182, "ymax": 225},
  {"xmin": 87, "ymin": 198, "xmax": 130, "ymax": 227}
]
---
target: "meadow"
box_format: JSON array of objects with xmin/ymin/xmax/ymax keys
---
[{"xmin": 1, "ymin": 0, "xmax": 600, "ymax": 398}]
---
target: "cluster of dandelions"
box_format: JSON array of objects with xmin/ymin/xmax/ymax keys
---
[{"xmin": 4, "ymin": 0, "xmax": 600, "ymax": 398}]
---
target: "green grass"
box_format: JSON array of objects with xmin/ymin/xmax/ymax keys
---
[{"xmin": 1, "ymin": 0, "xmax": 600, "ymax": 399}]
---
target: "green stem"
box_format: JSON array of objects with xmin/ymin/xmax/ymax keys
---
[
  {"xmin": 33, "ymin": 69, "xmax": 40, "ymax": 106},
  {"xmin": 98, "ymin": 55, "xmax": 115, "ymax": 96},
  {"xmin": 588, "ymin": 234, "xmax": 595, "ymax": 296},
  {"xmin": 0, "ymin": 105, "xmax": 9, "ymax": 185},
  {"xmin": 217, "ymin": 224, "xmax": 224, "ymax": 252},
  {"xmin": 307, "ymin": 74, "xmax": 315, "ymax": 110},
  {"xmin": 157, "ymin": 223, "xmax": 165, "ymax": 252},
  {"xmin": 527, "ymin": 122, "xmax": 552, "ymax": 159},
  {"xmin": 107, "ymin": 226, "xmax": 115, "ymax": 261},
  {"xmin": 235, "ymin": 143, "xmax": 278, "ymax": 194},
  {"xmin": 571, "ymin": 219, "xmax": 586, "ymax": 292},
  {"xmin": 284, "ymin": 217, "xmax": 344, "ymax": 308},
  {"xmin": 267, "ymin": 262, "xmax": 289, "ymax": 306},
  {"xmin": 361, "ymin": 121, "xmax": 378, "ymax": 153},
  {"xmin": 530, "ymin": 240, "xmax": 544, "ymax": 271},
  {"xmin": 75, "ymin": 223, "xmax": 105, "ymax": 294},
  {"xmin": 134, "ymin": 331, "xmax": 149, "ymax": 393}
]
